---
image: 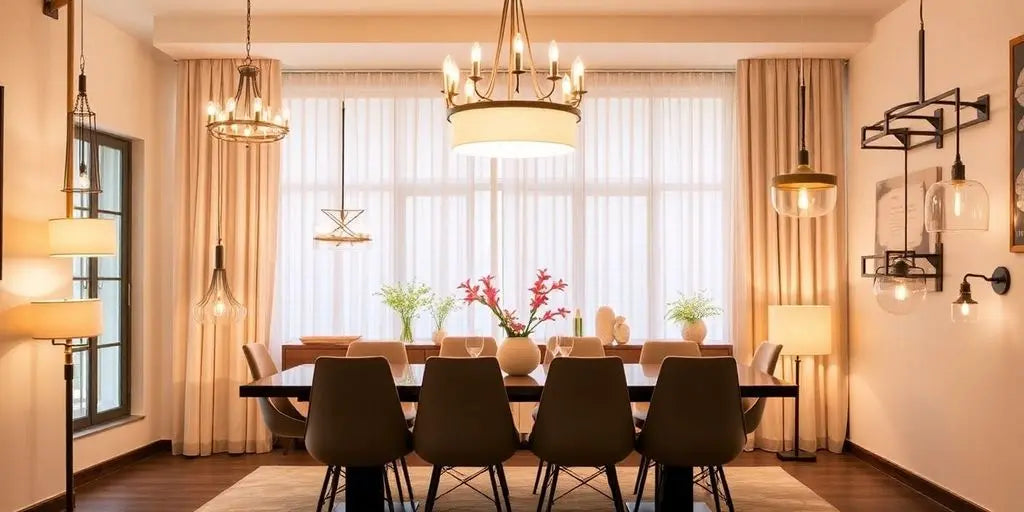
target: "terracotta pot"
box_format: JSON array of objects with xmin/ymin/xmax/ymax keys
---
[
  {"xmin": 431, "ymin": 329, "xmax": 447, "ymax": 345},
  {"xmin": 682, "ymin": 319, "xmax": 708, "ymax": 344},
  {"xmin": 496, "ymin": 337, "xmax": 541, "ymax": 376}
]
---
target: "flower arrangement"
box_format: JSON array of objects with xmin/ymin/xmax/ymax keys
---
[
  {"xmin": 429, "ymin": 294, "xmax": 460, "ymax": 332},
  {"xmin": 376, "ymin": 281, "xmax": 433, "ymax": 342},
  {"xmin": 459, "ymin": 269, "xmax": 571, "ymax": 338},
  {"xmin": 665, "ymin": 290, "xmax": 723, "ymax": 325}
]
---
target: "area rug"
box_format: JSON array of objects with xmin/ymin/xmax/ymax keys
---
[{"xmin": 196, "ymin": 465, "xmax": 837, "ymax": 511}]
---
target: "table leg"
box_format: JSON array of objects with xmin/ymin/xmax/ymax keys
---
[
  {"xmin": 343, "ymin": 466, "xmax": 384, "ymax": 511},
  {"xmin": 652, "ymin": 466, "xmax": 711, "ymax": 512}
]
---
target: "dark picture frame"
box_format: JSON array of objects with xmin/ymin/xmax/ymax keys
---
[{"xmin": 1010, "ymin": 35, "xmax": 1024, "ymax": 252}]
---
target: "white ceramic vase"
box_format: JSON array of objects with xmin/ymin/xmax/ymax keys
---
[
  {"xmin": 431, "ymin": 329, "xmax": 447, "ymax": 345},
  {"xmin": 496, "ymin": 337, "xmax": 541, "ymax": 376},
  {"xmin": 682, "ymin": 319, "xmax": 708, "ymax": 344}
]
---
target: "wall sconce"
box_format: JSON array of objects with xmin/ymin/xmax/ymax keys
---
[{"xmin": 951, "ymin": 267, "xmax": 1010, "ymax": 323}]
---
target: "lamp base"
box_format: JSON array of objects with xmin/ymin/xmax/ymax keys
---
[{"xmin": 777, "ymin": 449, "xmax": 817, "ymax": 462}]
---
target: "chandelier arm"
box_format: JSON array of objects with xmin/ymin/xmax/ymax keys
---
[
  {"xmin": 483, "ymin": 0, "xmax": 511, "ymax": 99},
  {"xmin": 506, "ymin": 0, "xmax": 517, "ymax": 100},
  {"xmin": 472, "ymin": 79, "xmax": 493, "ymax": 102},
  {"xmin": 517, "ymin": 0, "xmax": 546, "ymax": 99},
  {"xmin": 536, "ymin": 78, "xmax": 559, "ymax": 102}
]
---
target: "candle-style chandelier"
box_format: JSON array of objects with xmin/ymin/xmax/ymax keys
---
[
  {"xmin": 205, "ymin": 0, "xmax": 288, "ymax": 144},
  {"xmin": 442, "ymin": 0, "xmax": 586, "ymax": 158}
]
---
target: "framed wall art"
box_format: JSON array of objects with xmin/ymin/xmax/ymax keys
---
[
  {"xmin": 875, "ymin": 166, "xmax": 941, "ymax": 255},
  {"xmin": 1011, "ymin": 34, "xmax": 1024, "ymax": 252}
]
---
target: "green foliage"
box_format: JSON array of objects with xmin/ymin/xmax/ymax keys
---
[
  {"xmin": 376, "ymin": 281, "xmax": 433, "ymax": 321},
  {"xmin": 665, "ymin": 290, "xmax": 723, "ymax": 325},
  {"xmin": 429, "ymin": 294, "xmax": 460, "ymax": 331}
]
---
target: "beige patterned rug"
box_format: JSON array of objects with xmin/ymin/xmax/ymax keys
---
[{"xmin": 197, "ymin": 465, "xmax": 837, "ymax": 511}]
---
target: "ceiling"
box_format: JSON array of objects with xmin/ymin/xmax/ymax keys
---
[{"xmin": 91, "ymin": 0, "xmax": 904, "ymax": 38}]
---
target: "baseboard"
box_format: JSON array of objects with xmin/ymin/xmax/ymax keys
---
[
  {"xmin": 18, "ymin": 439, "xmax": 171, "ymax": 512},
  {"xmin": 844, "ymin": 440, "xmax": 988, "ymax": 512}
]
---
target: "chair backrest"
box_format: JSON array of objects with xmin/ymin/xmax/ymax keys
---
[
  {"xmin": 637, "ymin": 356, "xmax": 746, "ymax": 467},
  {"xmin": 638, "ymin": 341, "xmax": 702, "ymax": 364},
  {"xmin": 242, "ymin": 343, "xmax": 304, "ymax": 422},
  {"xmin": 413, "ymin": 356, "xmax": 520, "ymax": 466},
  {"xmin": 438, "ymin": 336, "xmax": 498, "ymax": 358},
  {"xmin": 305, "ymin": 357, "xmax": 412, "ymax": 467},
  {"xmin": 742, "ymin": 342, "xmax": 783, "ymax": 434},
  {"xmin": 543, "ymin": 336, "xmax": 606, "ymax": 364},
  {"xmin": 346, "ymin": 340, "xmax": 410, "ymax": 365},
  {"xmin": 531, "ymin": 357, "xmax": 635, "ymax": 466}
]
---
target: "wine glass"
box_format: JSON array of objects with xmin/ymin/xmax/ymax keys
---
[
  {"xmin": 553, "ymin": 336, "xmax": 574, "ymax": 358},
  {"xmin": 466, "ymin": 338, "xmax": 485, "ymax": 358}
]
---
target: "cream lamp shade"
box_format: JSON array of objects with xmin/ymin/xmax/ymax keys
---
[
  {"xmin": 48, "ymin": 217, "xmax": 117, "ymax": 257},
  {"xmin": 449, "ymin": 104, "xmax": 578, "ymax": 158},
  {"xmin": 29, "ymin": 298, "xmax": 103, "ymax": 340},
  {"xmin": 768, "ymin": 305, "xmax": 833, "ymax": 356}
]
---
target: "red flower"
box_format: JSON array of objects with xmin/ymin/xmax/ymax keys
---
[{"xmin": 459, "ymin": 269, "xmax": 569, "ymax": 338}]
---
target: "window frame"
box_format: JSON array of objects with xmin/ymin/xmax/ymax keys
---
[{"xmin": 71, "ymin": 129, "xmax": 132, "ymax": 431}]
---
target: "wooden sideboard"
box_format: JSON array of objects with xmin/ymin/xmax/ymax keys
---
[{"xmin": 281, "ymin": 340, "xmax": 733, "ymax": 370}]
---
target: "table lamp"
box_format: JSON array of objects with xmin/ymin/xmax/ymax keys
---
[
  {"xmin": 768, "ymin": 304, "xmax": 832, "ymax": 462},
  {"xmin": 30, "ymin": 298, "xmax": 103, "ymax": 511}
]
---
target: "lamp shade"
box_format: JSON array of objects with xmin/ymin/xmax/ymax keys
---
[
  {"xmin": 48, "ymin": 217, "xmax": 117, "ymax": 257},
  {"xmin": 768, "ymin": 305, "xmax": 832, "ymax": 356},
  {"xmin": 448, "ymin": 103, "xmax": 579, "ymax": 158},
  {"xmin": 29, "ymin": 298, "xmax": 103, "ymax": 340}
]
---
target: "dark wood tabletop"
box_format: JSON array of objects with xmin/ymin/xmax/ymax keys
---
[{"xmin": 239, "ymin": 360, "xmax": 796, "ymax": 402}]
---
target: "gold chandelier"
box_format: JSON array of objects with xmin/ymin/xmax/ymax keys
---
[
  {"xmin": 442, "ymin": 0, "xmax": 586, "ymax": 158},
  {"xmin": 205, "ymin": 0, "xmax": 288, "ymax": 144}
]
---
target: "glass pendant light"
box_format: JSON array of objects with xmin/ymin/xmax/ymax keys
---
[
  {"xmin": 771, "ymin": 60, "xmax": 838, "ymax": 218},
  {"xmin": 193, "ymin": 146, "xmax": 246, "ymax": 324},
  {"xmin": 874, "ymin": 152, "xmax": 929, "ymax": 314},
  {"xmin": 925, "ymin": 89, "xmax": 989, "ymax": 232}
]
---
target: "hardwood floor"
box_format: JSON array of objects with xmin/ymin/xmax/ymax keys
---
[{"xmin": 73, "ymin": 449, "xmax": 948, "ymax": 512}]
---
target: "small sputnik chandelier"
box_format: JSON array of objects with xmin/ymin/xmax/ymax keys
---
[
  {"xmin": 205, "ymin": 0, "xmax": 289, "ymax": 144},
  {"xmin": 313, "ymin": 103, "xmax": 371, "ymax": 247},
  {"xmin": 442, "ymin": 0, "xmax": 587, "ymax": 158}
]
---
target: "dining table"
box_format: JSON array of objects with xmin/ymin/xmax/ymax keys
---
[{"xmin": 240, "ymin": 360, "xmax": 797, "ymax": 512}]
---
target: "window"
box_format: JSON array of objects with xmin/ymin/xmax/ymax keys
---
[
  {"xmin": 71, "ymin": 130, "xmax": 132, "ymax": 430},
  {"xmin": 273, "ymin": 72, "xmax": 734, "ymax": 354}
]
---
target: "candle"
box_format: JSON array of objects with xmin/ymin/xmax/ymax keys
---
[
  {"xmin": 471, "ymin": 42, "xmax": 482, "ymax": 77},
  {"xmin": 513, "ymin": 33, "xmax": 524, "ymax": 72},
  {"xmin": 464, "ymin": 78, "xmax": 476, "ymax": 103},
  {"xmin": 572, "ymin": 57, "xmax": 585, "ymax": 92},
  {"xmin": 548, "ymin": 41, "xmax": 559, "ymax": 77},
  {"xmin": 562, "ymin": 74, "xmax": 572, "ymax": 102}
]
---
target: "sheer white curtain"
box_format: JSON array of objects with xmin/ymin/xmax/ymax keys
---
[{"xmin": 272, "ymin": 71, "xmax": 735, "ymax": 358}]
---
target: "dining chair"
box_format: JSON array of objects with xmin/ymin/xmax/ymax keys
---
[
  {"xmin": 635, "ymin": 357, "xmax": 746, "ymax": 512},
  {"xmin": 344, "ymin": 341, "xmax": 417, "ymax": 504},
  {"xmin": 413, "ymin": 356, "xmax": 521, "ymax": 512},
  {"xmin": 742, "ymin": 342, "xmax": 783, "ymax": 435},
  {"xmin": 542, "ymin": 336, "xmax": 605, "ymax": 364},
  {"xmin": 438, "ymin": 336, "xmax": 499, "ymax": 357},
  {"xmin": 241, "ymin": 343, "xmax": 306, "ymax": 452},
  {"xmin": 305, "ymin": 356, "xmax": 413, "ymax": 512},
  {"xmin": 531, "ymin": 357, "xmax": 635, "ymax": 512},
  {"xmin": 630, "ymin": 341, "xmax": 702, "ymax": 493}
]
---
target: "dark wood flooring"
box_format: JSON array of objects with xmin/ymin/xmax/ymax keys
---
[{"xmin": 73, "ymin": 449, "xmax": 948, "ymax": 512}]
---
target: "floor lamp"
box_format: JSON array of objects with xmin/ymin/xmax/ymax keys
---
[
  {"xmin": 768, "ymin": 305, "xmax": 832, "ymax": 462},
  {"xmin": 30, "ymin": 298, "xmax": 103, "ymax": 511}
]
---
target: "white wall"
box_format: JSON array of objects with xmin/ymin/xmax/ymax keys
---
[
  {"xmin": 848, "ymin": 1, "xmax": 1024, "ymax": 510},
  {"xmin": 0, "ymin": 2, "xmax": 176, "ymax": 510}
]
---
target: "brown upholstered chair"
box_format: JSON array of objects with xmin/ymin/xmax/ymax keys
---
[
  {"xmin": 743, "ymin": 342, "xmax": 783, "ymax": 434},
  {"xmin": 413, "ymin": 356, "xmax": 520, "ymax": 512},
  {"xmin": 305, "ymin": 356, "xmax": 414, "ymax": 512},
  {"xmin": 241, "ymin": 344, "xmax": 306, "ymax": 449},
  {"xmin": 634, "ymin": 357, "xmax": 746, "ymax": 512},
  {"xmin": 438, "ymin": 336, "xmax": 499, "ymax": 358},
  {"xmin": 530, "ymin": 357, "xmax": 635, "ymax": 512}
]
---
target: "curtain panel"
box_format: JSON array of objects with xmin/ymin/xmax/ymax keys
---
[
  {"xmin": 170, "ymin": 59, "xmax": 282, "ymax": 456},
  {"xmin": 734, "ymin": 59, "xmax": 849, "ymax": 453},
  {"xmin": 272, "ymin": 71, "xmax": 737, "ymax": 360}
]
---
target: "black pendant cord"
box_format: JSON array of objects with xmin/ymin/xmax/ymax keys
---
[
  {"xmin": 341, "ymin": 102, "xmax": 346, "ymax": 213},
  {"xmin": 798, "ymin": 60, "xmax": 808, "ymax": 165},
  {"xmin": 79, "ymin": 0, "xmax": 86, "ymax": 75},
  {"xmin": 244, "ymin": 0, "xmax": 253, "ymax": 65},
  {"xmin": 918, "ymin": 0, "xmax": 925, "ymax": 103},
  {"xmin": 217, "ymin": 140, "xmax": 225, "ymax": 248},
  {"xmin": 903, "ymin": 150, "xmax": 910, "ymax": 260}
]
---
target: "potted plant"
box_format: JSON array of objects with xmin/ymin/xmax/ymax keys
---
[
  {"xmin": 428, "ymin": 294, "xmax": 460, "ymax": 345},
  {"xmin": 458, "ymin": 269, "xmax": 570, "ymax": 375},
  {"xmin": 376, "ymin": 281, "xmax": 433, "ymax": 343},
  {"xmin": 665, "ymin": 290, "xmax": 723, "ymax": 344}
]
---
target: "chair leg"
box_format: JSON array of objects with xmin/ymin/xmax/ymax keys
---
[
  {"xmin": 536, "ymin": 461, "xmax": 553, "ymax": 512},
  {"xmin": 533, "ymin": 460, "xmax": 546, "ymax": 494},
  {"xmin": 487, "ymin": 466, "xmax": 502, "ymax": 512},
  {"xmin": 546, "ymin": 465, "xmax": 560, "ymax": 512},
  {"xmin": 391, "ymin": 461, "xmax": 405, "ymax": 507},
  {"xmin": 424, "ymin": 465, "xmax": 442, "ymax": 512},
  {"xmin": 496, "ymin": 464, "xmax": 513, "ymax": 512},
  {"xmin": 400, "ymin": 457, "xmax": 415, "ymax": 505},
  {"xmin": 718, "ymin": 466, "xmax": 735, "ymax": 512},
  {"xmin": 633, "ymin": 458, "xmax": 649, "ymax": 512},
  {"xmin": 383, "ymin": 469, "xmax": 396, "ymax": 512},
  {"xmin": 316, "ymin": 466, "xmax": 332, "ymax": 512},
  {"xmin": 281, "ymin": 437, "xmax": 294, "ymax": 455},
  {"xmin": 633, "ymin": 455, "xmax": 646, "ymax": 494},
  {"xmin": 708, "ymin": 466, "xmax": 722, "ymax": 512},
  {"xmin": 327, "ymin": 466, "xmax": 341, "ymax": 512},
  {"xmin": 606, "ymin": 465, "xmax": 626, "ymax": 512}
]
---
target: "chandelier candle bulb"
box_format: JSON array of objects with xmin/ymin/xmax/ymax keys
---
[
  {"xmin": 572, "ymin": 57, "xmax": 585, "ymax": 92},
  {"xmin": 464, "ymin": 78, "xmax": 476, "ymax": 102},
  {"xmin": 548, "ymin": 41, "xmax": 559, "ymax": 77},
  {"xmin": 471, "ymin": 42, "xmax": 482, "ymax": 77},
  {"xmin": 562, "ymin": 74, "xmax": 572, "ymax": 100}
]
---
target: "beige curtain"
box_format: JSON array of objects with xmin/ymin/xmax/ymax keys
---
[
  {"xmin": 734, "ymin": 59, "xmax": 849, "ymax": 453},
  {"xmin": 170, "ymin": 59, "xmax": 281, "ymax": 455}
]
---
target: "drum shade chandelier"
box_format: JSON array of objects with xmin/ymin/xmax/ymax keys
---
[
  {"xmin": 770, "ymin": 60, "xmax": 838, "ymax": 218},
  {"xmin": 442, "ymin": 0, "xmax": 586, "ymax": 158},
  {"xmin": 205, "ymin": 0, "xmax": 289, "ymax": 144}
]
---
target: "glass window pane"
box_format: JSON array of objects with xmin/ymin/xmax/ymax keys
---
[
  {"xmin": 96, "ymin": 346, "xmax": 121, "ymax": 413},
  {"xmin": 97, "ymin": 213, "xmax": 123, "ymax": 278},
  {"xmin": 97, "ymin": 281, "xmax": 121, "ymax": 346},
  {"xmin": 72, "ymin": 350, "xmax": 89, "ymax": 420},
  {"xmin": 98, "ymin": 145, "xmax": 123, "ymax": 212}
]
